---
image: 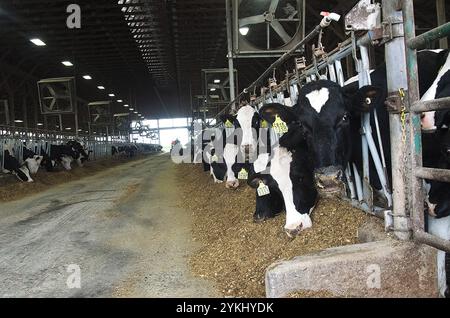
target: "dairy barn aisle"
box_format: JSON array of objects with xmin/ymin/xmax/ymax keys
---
[{"xmin": 0, "ymin": 154, "xmax": 217, "ymax": 297}]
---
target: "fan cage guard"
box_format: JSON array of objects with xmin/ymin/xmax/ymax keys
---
[
  {"xmin": 37, "ymin": 77, "xmax": 76, "ymax": 115},
  {"xmin": 232, "ymin": 0, "xmax": 306, "ymax": 57}
]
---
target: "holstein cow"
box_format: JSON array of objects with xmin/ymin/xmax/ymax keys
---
[
  {"xmin": 207, "ymin": 105, "xmax": 261, "ymax": 189},
  {"xmin": 41, "ymin": 140, "xmax": 89, "ymax": 171},
  {"xmin": 22, "ymin": 145, "xmax": 43, "ymax": 174},
  {"xmin": 243, "ymin": 82, "xmax": 381, "ymax": 236},
  {"xmin": 2, "ymin": 144, "xmax": 33, "ymax": 182}
]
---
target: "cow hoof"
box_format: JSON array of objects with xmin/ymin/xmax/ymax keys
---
[{"xmin": 253, "ymin": 215, "xmax": 267, "ymax": 223}]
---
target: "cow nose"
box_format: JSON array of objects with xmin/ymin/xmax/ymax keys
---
[{"xmin": 314, "ymin": 166, "xmax": 343, "ymax": 191}]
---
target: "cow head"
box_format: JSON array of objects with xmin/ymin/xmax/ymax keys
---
[
  {"xmin": 61, "ymin": 155, "xmax": 73, "ymax": 170},
  {"xmin": 248, "ymin": 173, "xmax": 284, "ymax": 223},
  {"xmin": 25, "ymin": 155, "xmax": 43, "ymax": 174},
  {"xmin": 220, "ymin": 105, "xmax": 261, "ymax": 159},
  {"xmin": 261, "ymin": 80, "xmax": 382, "ymax": 195},
  {"xmin": 68, "ymin": 140, "xmax": 90, "ymax": 167}
]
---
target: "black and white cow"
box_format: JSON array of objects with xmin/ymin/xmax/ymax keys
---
[
  {"xmin": 206, "ymin": 105, "xmax": 261, "ymax": 188},
  {"xmin": 2, "ymin": 144, "xmax": 33, "ymax": 182},
  {"xmin": 22, "ymin": 145, "xmax": 43, "ymax": 174},
  {"xmin": 112, "ymin": 144, "xmax": 138, "ymax": 158},
  {"xmin": 41, "ymin": 140, "xmax": 89, "ymax": 171}
]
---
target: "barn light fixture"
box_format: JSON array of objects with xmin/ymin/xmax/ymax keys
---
[
  {"xmin": 117, "ymin": 99, "xmax": 123, "ymax": 103},
  {"xmin": 129, "ymin": 108, "xmax": 134, "ymax": 111},
  {"xmin": 239, "ymin": 27, "xmax": 250, "ymax": 36},
  {"xmin": 14, "ymin": 119, "xmax": 24, "ymax": 123},
  {"xmin": 214, "ymin": 79, "xmax": 221, "ymax": 84},
  {"xmin": 97, "ymin": 86, "xmax": 105, "ymax": 90},
  {"xmin": 65, "ymin": 127, "xmax": 72, "ymax": 130},
  {"xmin": 83, "ymin": 75, "xmax": 92, "ymax": 80},
  {"xmin": 124, "ymin": 104, "xmax": 129, "ymax": 107},
  {"xmin": 37, "ymin": 123, "xmax": 43, "ymax": 126},
  {"xmin": 30, "ymin": 38, "xmax": 46, "ymax": 46},
  {"xmin": 62, "ymin": 61, "xmax": 73, "ymax": 67},
  {"xmin": 210, "ymin": 88, "xmax": 216, "ymax": 92},
  {"xmin": 109, "ymin": 93, "xmax": 115, "ymax": 97},
  {"xmin": 134, "ymin": 112, "xmax": 138, "ymax": 114}
]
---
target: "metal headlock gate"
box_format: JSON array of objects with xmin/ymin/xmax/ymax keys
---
[
  {"xmin": 214, "ymin": 0, "xmax": 450, "ymax": 253},
  {"xmin": 0, "ymin": 124, "xmax": 124, "ymax": 171}
]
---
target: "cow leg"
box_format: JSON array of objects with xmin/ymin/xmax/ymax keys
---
[
  {"xmin": 271, "ymin": 147, "xmax": 312, "ymax": 237},
  {"xmin": 223, "ymin": 143, "xmax": 239, "ymax": 189}
]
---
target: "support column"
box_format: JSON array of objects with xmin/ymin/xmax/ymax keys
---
[
  {"xmin": 382, "ymin": 0, "xmax": 411, "ymax": 240},
  {"xmin": 225, "ymin": 0, "xmax": 236, "ymax": 111},
  {"xmin": 436, "ymin": 0, "xmax": 448, "ymax": 49}
]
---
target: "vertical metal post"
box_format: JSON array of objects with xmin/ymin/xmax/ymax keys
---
[
  {"xmin": 403, "ymin": 0, "xmax": 424, "ymax": 232},
  {"xmin": 383, "ymin": 0, "xmax": 411, "ymax": 240},
  {"xmin": 436, "ymin": 0, "xmax": 448, "ymax": 49},
  {"xmin": 225, "ymin": 0, "xmax": 236, "ymax": 111},
  {"xmin": 58, "ymin": 114, "xmax": 63, "ymax": 132},
  {"xmin": 4, "ymin": 100, "xmax": 10, "ymax": 126}
]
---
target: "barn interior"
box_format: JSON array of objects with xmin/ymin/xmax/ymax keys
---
[{"xmin": 0, "ymin": 0, "xmax": 449, "ymax": 299}]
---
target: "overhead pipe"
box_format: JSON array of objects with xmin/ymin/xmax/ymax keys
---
[{"xmin": 216, "ymin": 12, "xmax": 340, "ymax": 118}]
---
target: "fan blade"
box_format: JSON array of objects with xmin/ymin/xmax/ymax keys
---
[
  {"xmin": 239, "ymin": 14, "xmax": 265, "ymax": 27},
  {"xmin": 270, "ymin": 20, "xmax": 291, "ymax": 43},
  {"xmin": 269, "ymin": 0, "xmax": 280, "ymax": 13}
]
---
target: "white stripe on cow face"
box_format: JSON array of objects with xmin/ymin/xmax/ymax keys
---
[
  {"xmin": 61, "ymin": 155, "xmax": 73, "ymax": 170},
  {"xmin": 421, "ymin": 51, "xmax": 450, "ymax": 130},
  {"xmin": 236, "ymin": 105, "xmax": 257, "ymax": 153},
  {"xmin": 224, "ymin": 143, "xmax": 239, "ymax": 188},
  {"xmin": 305, "ymin": 88, "xmax": 330, "ymax": 113},
  {"xmin": 25, "ymin": 155, "xmax": 43, "ymax": 174},
  {"xmin": 253, "ymin": 153, "xmax": 270, "ymax": 173},
  {"xmin": 270, "ymin": 146, "xmax": 312, "ymax": 236}
]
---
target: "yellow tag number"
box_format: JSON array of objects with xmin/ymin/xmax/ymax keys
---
[
  {"xmin": 225, "ymin": 119, "xmax": 234, "ymax": 128},
  {"xmin": 261, "ymin": 120, "xmax": 268, "ymax": 129},
  {"xmin": 211, "ymin": 155, "xmax": 219, "ymax": 162},
  {"xmin": 257, "ymin": 182, "xmax": 270, "ymax": 197},
  {"xmin": 238, "ymin": 168, "xmax": 248, "ymax": 180},
  {"xmin": 273, "ymin": 115, "xmax": 288, "ymax": 135}
]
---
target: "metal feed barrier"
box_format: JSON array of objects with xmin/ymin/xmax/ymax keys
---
[
  {"xmin": 0, "ymin": 124, "xmax": 127, "ymax": 172},
  {"xmin": 213, "ymin": 0, "xmax": 450, "ymax": 253}
]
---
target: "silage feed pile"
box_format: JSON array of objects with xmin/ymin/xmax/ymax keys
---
[
  {"xmin": 177, "ymin": 163, "xmax": 372, "ymax": 298},
  {"xmin": 0, "ymin": 155, "xmax": 146, "ymax": 202}
]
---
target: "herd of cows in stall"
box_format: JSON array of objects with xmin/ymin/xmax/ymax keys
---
[
  {"xmin": 198, "ymin": 49, "xmax": 450, "ymax": 239},
  {"xmin": 2, "ymin": 140, "xmax": 162, "ymax": 182}
]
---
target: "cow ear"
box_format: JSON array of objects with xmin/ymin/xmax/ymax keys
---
[
  {"xmin": 248, "ymin": 173, "xmax": 267, "ymax": 189},
  {"xmin": 259, "ymin": 103, "xmax": 298, "ymax": 125},
  {"xmin": 347, "ymin": 85, "xmax": 381, "ymax": 113}
]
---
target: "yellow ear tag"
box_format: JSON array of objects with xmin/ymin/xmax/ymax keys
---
[
  {"xmin": 225, "ymin": 119, "xmax": 234, "ymax": 128},
  {"xmin": 211, "ymin": 154, "xmax": 219, "ymax": 162},
  {"xmin": 257, "ymin": 182, "xmax": 270, "ymax": 197},
  {"xmin": 273, "ymin": 114, "xmax": 288, "ymax": 135},
  {"xmin": 238, "ymin": 168, "xmax": 248, "ymax": 180},
  {"xmin": 260, "ymin": 119, "xmax": 268, "ymax": 129}
]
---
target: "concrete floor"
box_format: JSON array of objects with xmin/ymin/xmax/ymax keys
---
[{"xmin": 0, "ymin": 154, "xmax": 218, "ymax": 298}]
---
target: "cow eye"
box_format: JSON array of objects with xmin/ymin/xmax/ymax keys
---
[
  {"xmin": 365, "ymin": 97, "xmax": 372, "ymax": 105},
  {"xmin": 342, "ymin": 114, "xmax": 348, "ymax": 122}
]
